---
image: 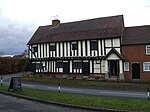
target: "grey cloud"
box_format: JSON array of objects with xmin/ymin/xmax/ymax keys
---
[{"xmin": 0, "ymin": 16, "xmax": 36, "ymax": 55}]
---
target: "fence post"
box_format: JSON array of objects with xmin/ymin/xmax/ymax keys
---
[
  {"xmin": 147, "ymin": 88, "xmax": 149, "ymax": 101},
  {"xmin": 0, "ymin": 77, "xmax": 3, "ymax": 86},
  {"xmin": 58, "ymin": 83, "xmax": 61, "ymax": 92}
]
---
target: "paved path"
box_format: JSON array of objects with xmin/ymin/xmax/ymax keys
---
[
  {"xmin": 0, "ymin": 93, "xmax": 96, "ymax": 112},
  {"xmin": 0, "ymin": 73, "xmax": 148, "ymax": 99}
]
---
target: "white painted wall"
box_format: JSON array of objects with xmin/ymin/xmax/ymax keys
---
[
  {"xmin": 78, "ymin": 41, "xmax": 81, "ymax": 56},
  {"xmin": 82, "ymin": 40, "xmax": 86, "ymax": 56},
  {"xmin": 30, "ymin": 38, "xmax": 121, "ymax": 59},
  {"xmin": 113, "ymin": 38, "xmax": 120, "ymax": 47},
  {"xmin": 105, "ymin": 39, "xmax": 111, "ymax": 47},
  {"xmin": 106, "ymin": 53, "xmax": 120, "ymax": 60},
  {"xmin": 70, "ymin": 61, "xmax": 72, "ymax": 73},
  {"xmin": 119, "ymin": 60, "xmax": 123, "ymax": 73},
  {"xmin": 87, "ymin": 40, "xmax": 90, "ymax": 56}
]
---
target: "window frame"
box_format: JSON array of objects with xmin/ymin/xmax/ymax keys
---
[
  {"xmin": 91, "ymin": 40, "xmax": 98, "ymax": 50},
  {"xmin": 73, "ymin": 62, "xmax": 82, "ymax": 69},
  {"xmin": 71, "ymin": 42, "xmax": 78, "ymax": 50},
  {"xmin": 146, "ymin": 45, "xmax": 150, "ymax": 55},
  {"xmin": 143, "ymin": 62, "xmax": 150, "ymax": 71},
  {"xmin": 32, "ymin": 46, "xmax": 38, "ymax": 52},
  {"xmin": 56, "ymin": 61, "xmax": 63, "ymax": 68},
  {"xmin": 50, "ymin": 43, "xmax": 56, "ymax": 51},
  {"xmin": 124, "ymin": 62, "xmax": 129, "ymax": 71},
  {"xmin": 36, "ymin": 63, "xmax": 43, "ymax": 69}
]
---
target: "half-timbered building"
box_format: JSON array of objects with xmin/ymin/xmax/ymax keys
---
[{"xmin": 27, "ymin": 15, "xmax": 125, "ymax": 80}]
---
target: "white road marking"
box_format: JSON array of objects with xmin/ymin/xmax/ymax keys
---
[
  {"xmin": 22, "ymin": 84, "xmax": 35, "ymax": 87},
  {"xmin": 47, "ymin": 87, "xmax": 57, "ymax": 90},
  {"xmin": 47, "ymin": 87, "xmax": 83, "ymax": 92},
  {"xmin": 100, "ymin": 91, "xmax": 146, "ymax": 96},
  {"xmin": 62, "ymin": 88, "xmax": 83, "ymax": 92}
]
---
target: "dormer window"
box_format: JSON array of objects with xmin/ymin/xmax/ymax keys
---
[
  {"xmin": 146, "ymin": 45, "xmax": 150, "ymax": 55},
  {"xmin": 91, "ymin": 40, "xmax": 98, "ymax": 50},
  {"xmin": 72, "ymin": 42, "xmax": 78, "ymax": 50},
  {"xmin": 50, "ymin": 43, "xmax": 56, "ymax": 51}
]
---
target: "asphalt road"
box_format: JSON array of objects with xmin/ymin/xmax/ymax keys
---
[
  {"xmin": 0, "ymin": 93, "xmax": 96, "ymax": 112},
  {"xmin": 0, "ymin": 73, "xmax": 148, "ymax": 99}
]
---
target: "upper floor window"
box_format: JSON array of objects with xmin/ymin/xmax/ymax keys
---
[
  {"xmin": 50, "ymin": 43, "xmax": 56, "ymax": 51},
  {"xmin": 72, "ymin": 42, "xmax": 78, "ymax": 50},
  {"xmin": 32, "ymin": 46, "xmax": 38, "ymax": 52},
  {"xmin": 124, "ymin": 62, "xmax": 129, "ymax": 71},
  {"xmin": 146, "ymin": 45, "xmax": 150, "ymax": 55},
  {"xmin": 143, "ymin": 62, "xmax": 150, "ymax": 71},
  {"xmin": 91, "ymin": 40, "xmax": 98, "ymax": 50}
]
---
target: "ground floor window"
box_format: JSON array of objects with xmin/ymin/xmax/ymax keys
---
[
  {"xmin": 36, "ymin": 63, "xmax": 43, "ymax": 69},
  {"xmin": 73, "ymin": 62, "xmax": 82, "ymax": 69},
  {"xmin": 56, "ymin": 61, "xmax": 63, "ymax": 68},
  {"xmin": 143, "ymin": 62, "xmax": 150, "ymax": 71},
  {"xmin": 124, "ymin": 62, "xmax": 129, "ymax": 71}
]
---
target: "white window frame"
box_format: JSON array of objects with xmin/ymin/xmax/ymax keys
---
[
  {"xmin": 143, "ymin": 62, "xmax": 150, "ymax": 71},
  {"xmin": 146, "ymin": 45, "xmax": 150, "ymax": 55},
  {"xmin": 124, "ymin": 62, "xmax": 129, "ymax": 71}
]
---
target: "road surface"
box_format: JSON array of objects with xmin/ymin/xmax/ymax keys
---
[
  {"xmin": 0, "ymin": 93, "xmax": 96, "ymax": 112},
  {"xmin": 0, "ymin": 73, "xmax": 148, "ymax": 99}
]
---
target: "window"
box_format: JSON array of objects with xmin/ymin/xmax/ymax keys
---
[
  {"xmin": 56, "ymin": 61, "xmax": 63, "ymax": 68},
  {"xmin": 72, "ymin": 42, "xmax": 78, "ymax": 50},
  {"xmin": 124, "ymin": 62, "xmax": 129, "ymax": 71},
  {"xmin": 91, "ymin": 40, "xmax": 98, "ymax": 50},
  {"xmin": 50, "ymin": 43, "xmax": 56, "ymax": 51},
  {"xmin": 32, "ymin": 46, "xmax": 38, "ymax": 52},
  {"xmin": 36, "ymin": 63, "xmax": 43, "ymax": 69},
  {"xmin": 146, "ymin": 45, "xmax": 150, "ymax": 55},
  {"xmin": 73, "ymin": 62, "xmax": 82, "ymax": 69},
  {"xmin": 143, "ymin": 62, "xmax": 150, "ymax": 71}
]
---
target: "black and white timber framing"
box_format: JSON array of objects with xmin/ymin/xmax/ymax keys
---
[
  {"xmin": 27, "ymin": 15, "xmax": 125, "ymax": 80},
  {"xmin": 28, "ymin": 38, "xmax": 124, "ymax": 79}
]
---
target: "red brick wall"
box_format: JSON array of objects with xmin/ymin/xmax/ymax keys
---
[{"xmin": 122, "ymin": 44, "xmax": 150, "ymax": 81}]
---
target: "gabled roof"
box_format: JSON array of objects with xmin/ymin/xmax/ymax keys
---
[
  {"xmin": 122, "ymin": 25, "xmax": 150, "ymax": 45},
  {"xmin": 27, "ymin": 15, "xmax": 124, "ymax": 45},
  {"xmin": 103, "ymin": 48, "xmax": 124, "ymax": 60}
]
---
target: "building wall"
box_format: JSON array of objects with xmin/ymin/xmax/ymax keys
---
[
  {"xmin": 29, "ymin": 38, "xmax": 121, "ymax": 59},
  {"xmin": 28, "ymin": 37, "xmax": 124, "ymax": 80},
  {"xmin": 122, "ymin": 44, "xmax": 150, "ymax": 81}
]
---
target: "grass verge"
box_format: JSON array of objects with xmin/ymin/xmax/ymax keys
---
[
  {"xmin": 0, "ymin": 86, "xmax": 150, "ymax": 112},
  {"xmin": 22, "ymin": 76, "xmax": 150, "ymax": 90}
]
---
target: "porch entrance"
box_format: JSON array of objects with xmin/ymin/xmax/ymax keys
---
[
  {"xmin": 132, "ymin": 63, "xmax": 140, "ymax": 79},
  {"xmin": 108, "ymin": 60, "xmax": 119, "ymax": 78}
]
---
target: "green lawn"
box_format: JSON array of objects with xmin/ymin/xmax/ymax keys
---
[
  {"xmin": 22, "ymin": 76, "xmax": 150, "ymax": 90},
  {"xmin": 0, "ymin": 86, "xmax": 150, "ymax": 112}
]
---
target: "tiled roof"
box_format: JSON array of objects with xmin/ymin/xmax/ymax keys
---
[
  {"xmin": 27, "ymin": 15, "xmax": 124, "ymax": 45},
  {"xmin": 122, "ymin": 25, "xmax": 150, "ymax": 45}
]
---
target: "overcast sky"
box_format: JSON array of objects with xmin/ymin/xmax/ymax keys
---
[{"xmin": 0, "ymin": 0, "xmax": 150, "ymax": 55}]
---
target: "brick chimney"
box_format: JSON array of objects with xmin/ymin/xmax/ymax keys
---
[{"xmin": 52, "ymin": 19, "xmax": 60, "ymax": 27}]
